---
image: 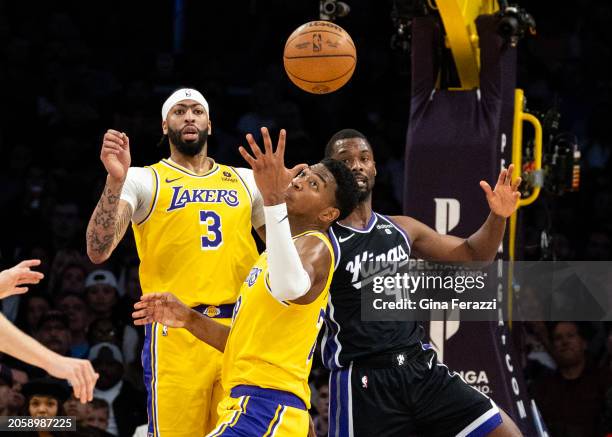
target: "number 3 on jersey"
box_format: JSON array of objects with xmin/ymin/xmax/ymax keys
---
[{"xmin": 200, "ymin": 210, "xmax": 222, "ymax": 249}]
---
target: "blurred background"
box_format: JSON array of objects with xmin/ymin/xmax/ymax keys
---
[{"xmin": 0, "ymin": 1, "xmax": 610, "ymax": 436}]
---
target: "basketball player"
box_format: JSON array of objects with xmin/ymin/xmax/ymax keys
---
[
  {"xmin": 0, "ymin": 260, "xmax": 98, "ymax": 403},
  {"xmin": 323, "ymin": 129, "xmax": 522, "ymax": 436},
  {"xmin": 86, "ymin": 89, "xmax": 280, "ymax": 437},
  {"xmin": 131, "ymin": 128, "xmax": 360, "ymax": 436}
]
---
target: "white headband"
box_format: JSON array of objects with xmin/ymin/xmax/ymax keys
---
[{"xmin": 161, "ymin": 88, "xmax": 210, "ymax": 121}]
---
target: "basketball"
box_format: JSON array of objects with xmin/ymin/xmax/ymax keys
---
[{"xmin": 283, "ymin": 21, "xmax": 357, "ymax": 94}]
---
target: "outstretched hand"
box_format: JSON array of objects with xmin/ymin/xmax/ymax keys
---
[
  {"xmin": 479, "ymin": 164, "xmax": 522, "ymax": 218},
  {"xmin": 0, "ymin": 260, "xmax": 44, "ymax": 299},
  {"xmin": 238, "ymin": 127, "xmax": 306, "ymax": 206},
  {"xmin": 132, "ymin": 292, "xmax": 192, "ymax": 328},
  {"xmin": 46, "ymin": 356, "xmax": 99, "ymax": 404}
]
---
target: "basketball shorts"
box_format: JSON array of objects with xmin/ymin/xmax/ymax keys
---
[
  {"xmin": 143, "ymin": 310, "xmax": 233, "ymax": 437},
  {"xmin": 329, "ymin": 344, "xmax": 502, "ymax": 437},
  {"xmin": 206, "ymin": 385, "xmax": 310, "ymax": 437}
]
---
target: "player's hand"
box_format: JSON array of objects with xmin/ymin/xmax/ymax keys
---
[
  {"xmin": 239, "ymin": 127, "xmax": 307, "ymax": 206},
  {"xmin": 479, "ymin": 164, "xmax": 521, "ymax": 218},
  {"xmin": 132, "ymin": 292, "xmax": 192, "ymax": 328},
  {"xmin": 101, "ymin": 129, "xmax": 131, "ymax": 182},
  {"xmin": 46, "ymin": 356, "xmax": 99, "ymax": 403},
  {"xmin": 0, "ymin": 260, "xmax": 44, "ymax": 299}
]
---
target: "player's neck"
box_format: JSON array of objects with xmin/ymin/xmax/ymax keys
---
[
  {"xmin": 288, "ymin": 216, "xmax": 326, "ymax": 237},
  {"xmin": 169, "ymin": 146, "xmax": 213, "ymax": 175},
  {"xmin": 339, "ymin": 197, "xmax": 373, "ymax": 229}
]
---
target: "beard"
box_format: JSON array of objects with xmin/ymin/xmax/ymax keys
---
[{"xmin": 168, "ymin": 126, "xmax": 209, "ymax": 156}]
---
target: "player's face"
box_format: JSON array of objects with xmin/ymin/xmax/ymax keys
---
[
  {"xmin": 163, "ymin": 99, "xmax": 211, "ymax": 156},
  {"xmin": 330, "ymin": 138, "xmax": 375, "ymax": 201},
  {"xmin": 285, "ymin": 164, "xmax": 339, "ymax": 226}
]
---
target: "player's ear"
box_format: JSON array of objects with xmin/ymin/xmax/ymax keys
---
[
  {"xmin": 208, "ymin": 120, "xmax": 212, "ymax": 136},
  {"xmin": 162, "ymin": 120, "xmax": 168, "ymax": 135},
  {"xmin": 319, "ymin": 206, "xmax": 340, "ymax": 225}
]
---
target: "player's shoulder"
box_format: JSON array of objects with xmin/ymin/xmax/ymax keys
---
[{"xmin": 126, "ymin": 166, "xmax": 155, "ymax": 182}]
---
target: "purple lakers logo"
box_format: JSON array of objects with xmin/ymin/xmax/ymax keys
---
[{"xmin": 245, "ymin": 267, "xmax": 262, "ymax": 287}]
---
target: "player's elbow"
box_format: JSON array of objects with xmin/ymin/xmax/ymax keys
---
[
  {"xmin": 269, "ymin": 271, "xmax": 311, "ymax": 302},
  {"xmin": 86, "ymin": 248, "xmax": 109, "ymax": 265}
]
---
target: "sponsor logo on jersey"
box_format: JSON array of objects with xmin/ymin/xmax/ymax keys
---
[
  {"xmin": 376, "ymin": 223, "xmax": 393, "ymax": 229},
  {"xmin": 167, "ymin": 186, "xmax": 239, "ymax": 211},
  {"xmin": 222, "ymin": 170, "xmax": 238, "ymax": 183}
]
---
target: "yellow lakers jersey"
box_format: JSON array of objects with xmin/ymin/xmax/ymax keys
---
[
  {"xmin": 222, "ymin": 231, "xmax": 334, "ymax": 408},
  {"xmin": 132, "ymin": 159, "xmax": 259, "ymax": 307}
]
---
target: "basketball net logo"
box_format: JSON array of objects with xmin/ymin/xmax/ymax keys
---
[
  {"xmin": 430, "ymin": 198, "xmax": 461, "ymax": 362},
  {"xmin": 312, "ymin": 33, "xmax": 322, "ymax": 52}
]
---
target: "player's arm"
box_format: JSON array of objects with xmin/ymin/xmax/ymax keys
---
[
  {"xmin": 132, "ymin": 293, "xmax": 230, "ymax": 352},
  {"xmin": 392, "ymin": 165, "xmax": 521, "ymax": 262},
  {"xmin": 86, "ymin": 129, "xmax": 133, "ymax": 264},
  {"xmin": 239, "ymin": 127, "xmax": 327, "ymax": 304},
  {"xmin": 0, "ymin": 313, "xmax": 98, "ymax": 402}
]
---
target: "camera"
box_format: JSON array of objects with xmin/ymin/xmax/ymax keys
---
[
  {"xmin": 521, "ymin": 105, "xmax": 581, "ymax": 197},
  {"xmin": 495, "ymin": 3, "xmax": 536, "ymax": 47},
  {"xmin": 319, "ymin": 0, "xmax": 351, "ymax": 21}
]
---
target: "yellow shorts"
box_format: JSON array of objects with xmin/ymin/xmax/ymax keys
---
[
  {"xmin": 143, "ymin": 318, "xmax": 232, "ymax": 437},
  {"xmin": 207, "ymin": 385, "xmax": 309, "ymax": 437}
]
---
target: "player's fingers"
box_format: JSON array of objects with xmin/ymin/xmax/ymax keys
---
[
  {"xmin": 104, "ymin": 132, "xmax": 125, "ymax": 147},
  {"xmin": 504, "ymin": 164, "xmax": 514, "ymax": 185},
  {"xmin": 260, "ymin": 127, "xmax": 274, "ymax": 155},
  {"xmin": 275, "ymin": 129, "xmax": 287, "ymax": 158},
  {"xmin": 245, "ymin": 134, "xmax": 264, "ymax": 159},
  {"xmin": 13, "ymin": 287, "xmax": 28, "ymax": 294},
  {"xmin": 511, "ymin": 176, "xmax": 522, "ymax": 191},
  {"xmin": 133, "ymin": 317, "xmax": 151, "ymax": 326},
  {"xmin": 497, "ymin": 168, "xmax": 507, "ymax": 186},
  {"xmin": 102, "ymin": 140, "xmax": 123, "ymax": 152},
  {"xmin": 79, "ymin": 362, "xmax": 94, "ymax": 403},
  {"xmin": 238, "ymin": 146, "xmax": 256, "ymax": 168},
  {"xmin": 18, "ymin": 269, "xmax": 44, "ymax": 282},
  {"xmin": 139, "ymin": 293, "xmax": 165, "ymax": 302},
  {"xmin": 290, "ymin": 163, "xmax": 308, "ymax": 178},
  {"xmin": 106, "ymin": 129, "xmax": 123, "ymax": 137},
  {"xmin": 121, "ymin": 132, "xmax": 130, "ymax": 150},
  {"xmin": 479, "ymin": 181, "xmax": 493, "ymax": 198},
  {"xmin": 16, "ymin": 259, "xmax": 41, "ymax": 268}
]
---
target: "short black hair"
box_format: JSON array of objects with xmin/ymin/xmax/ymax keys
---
[
  {"xmin": 320, "ymin": 158, "xmax": 360, "ymax": 221},
  {"xmin": 324, "ymin": 128, "xmax": 370, "ymax": 158}
]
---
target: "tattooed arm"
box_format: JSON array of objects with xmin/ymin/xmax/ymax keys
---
[{"xmin": 86, "ymin": 129, "xmax": 133, "ymax": 264}]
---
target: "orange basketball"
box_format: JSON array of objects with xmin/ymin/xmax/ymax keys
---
[{"xmin": 283, "ymin": 21, "xmax": 356, "ymax": 94}]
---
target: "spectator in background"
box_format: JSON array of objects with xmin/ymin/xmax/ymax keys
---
[
  {"xmin": 85, "ymin": 270, "xmax": 139, "ymax": 365},
  {"xmin": 55, "ymin": 292, "xmax": 91, "ymax": 358},
  {"xmin": 89, "ymin": 342, "xmax": 146, "ymax": 437},
  {"xmin": 54, "ymin": 262, "xmax": 88, "ymax": 295},
  {"xmin": 36, "ymin": 310, "xmax": 72, "ymax": 358},
  {"xmin": 16, "ymin": 294, "xmax": 51, "ymax": 335},
  {"xmin": 311, "ymin": 371, "xmax": 330, "ymax": 437},
  {"xmin": 64, "ymin": 392, "xmax": 91, "ymax": 425},
  {"xmin": 0, "ymin": 368, "xmax": 24, "ymax": 417},
  {"xmin": 49, "ymin": 201, "xmax": 84, "ymax": 252},
  {"xmin": 86, "ymin": 398, "xmax": 110, "ymax": 432},
  {"xmin": 23, "ymin": 377, "xmax": 69, "ymax": 418},
  {"xmin": 531, "ymin": 321, "xmax": 612, "ymax": 436}
]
